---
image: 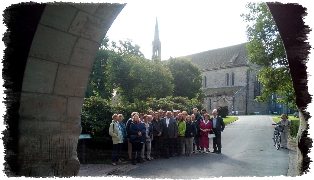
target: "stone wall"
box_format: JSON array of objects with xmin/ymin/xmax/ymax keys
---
[
  {"xmin": 17, "ymin": 3, "xmax": 125, "ymax": 177},
  {"xmin": 246, "ymin": 66, "xmax": 270, "ymax": 114},
  {"xmin": 202, "ymin": 66, "xmax": 248, "ymax": 88}
]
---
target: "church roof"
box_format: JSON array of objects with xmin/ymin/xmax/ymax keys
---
[{"xmin": 185, "ymin": 43, "xmax": 248, "ymax": 71}]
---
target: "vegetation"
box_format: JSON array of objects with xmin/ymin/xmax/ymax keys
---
[
  {"xmin": 241, "ymin": 2, "xmax": 296, "ymax": 109},
  {"xmin": 272, "ymin": 115, "xmax": 299, "ymax": 137},
  {"xmin": 82, "ymin": 36, "xmax": 205, "ymax": 153},
  {"xmin": 166, "ymin": 57, "xmax": 202, "ymax": 99},
  {"xmin": 223, "ymin": 116, "xmax": 239, "ymax": 125}
]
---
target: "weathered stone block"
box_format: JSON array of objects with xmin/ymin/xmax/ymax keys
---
[
  {"xmin": 69, "ymin": 11, "xmax": 110, "ymax": 43},
  {"xmin": 29, "ymin": 24, "xmax": 77, "ymax": 64},
  {"xmin": 22, "ymin": 57, "xmax": 58, "ymax": 93},
  {"xmin": 19, "ymin": 92, "xmax": 67, "ymax": 121},
  {"xmin": 71, "ymin": 3, "xmax": 99, "ymax": 14},
  {"xmin": 53, "ymin": 64, "xmax": 90, "ymax": 97},
  {"xmin": 19, "ymin": 135, "xmax": 41, "ymax": 159},
  {"xmin": 67, "ymin": 97, "xmax": 84, "ymax": 121},
  {"xmin": 40, "ymin": 4, "xmax": 77, "ymax": 32},
  {"xmin": 61, "ymin": 122, "xmax": 81, "ymax": 134},
  {"xmin": 40, "ymin": 134, "xmax": 78, "ymax": 162},
  {"xmin": 94, "ymin": 3, "xmax": 125, "ymax": 21},
  {"xmin": 19, "ymin": 120, "xmax": 61, "ymax": 135},
  {"xmin": 69, "ymin": 38, "xmax": 99, "ymax": 70}
]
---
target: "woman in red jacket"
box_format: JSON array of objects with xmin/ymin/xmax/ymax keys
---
[{"xmin": 199, "ymin": 113, "xmax": 213, "ymax": 153}]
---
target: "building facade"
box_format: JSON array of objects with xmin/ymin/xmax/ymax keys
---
[{"xmin": 185, "ymin": 43, "xmax": 270, "ymax": 115}]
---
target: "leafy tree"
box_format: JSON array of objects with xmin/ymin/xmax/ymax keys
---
[
  {"xmin": 107, "ymin": 54, "xmax": 174, "ymax": 102},
  {"xmin": 166, "ymin": 57, "xmax": 202, "ymax": 99},
  {"xmin": 130, "ymin": 60, "xmax": 174, "ymax": 101},
  {"xmin": 241, "ymin": 2, "xmax": 296, "ymax": 109},
  {"xmin": 85, "ymin": 38, "xmax": 113, "ymax": 99}
]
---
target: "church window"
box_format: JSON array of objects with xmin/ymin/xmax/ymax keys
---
[
  {"xmin": 203, "ymin": 76, "xmax": 207, "ymax": 88},
  {"xmin": 254, "ymin": 76, "xmax": 262, "ymax": 98},
  {"xmin": 209, "ymin": 99, "xmax": 212, "ymax": 109},
  {"xmin": 226, "ymin": 73, "xmax": 229, "ymax": 86},
  {"xmin": 232, "ymin": 73, "xmax": 235, "ymax": 86}
]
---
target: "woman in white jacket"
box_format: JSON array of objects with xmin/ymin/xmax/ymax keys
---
[{"xmin": 109, "ymin": 114, "xmax": 123, "ymax": 166}]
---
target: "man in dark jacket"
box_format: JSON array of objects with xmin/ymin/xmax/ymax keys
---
[
  {"xmin": 152, "ymin": 112, "xmax": 163, "ymax": 158},
  {"xmin": 210, "ymin": 109, "xmax": 225, "ymax": 154},
  {"xmin": 161, "ymin": 111, "xmax": 178, "ymax": 158}
]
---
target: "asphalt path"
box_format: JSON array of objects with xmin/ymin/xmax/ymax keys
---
[{"xmin": 122, "ymin": 115, "xmax": 290, "ymax": 178}]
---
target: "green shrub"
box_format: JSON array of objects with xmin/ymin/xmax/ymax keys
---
[
  {"xmin": 81, "ymin": 96, "xmax": 114, "ymax": 137},
  {"xmin": 289, "ymin": 120, "xmax": 299, "ymax": 138}
]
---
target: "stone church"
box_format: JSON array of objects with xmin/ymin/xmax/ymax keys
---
[
  {"xmin": 185, "ymin": 43, "xmax": 270, "ymax": 115},
  {"xmin": 152, "ymin": 19, "xmax": 269, "ymax": 115}
]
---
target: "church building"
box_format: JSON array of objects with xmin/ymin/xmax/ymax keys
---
[
  {"xmin": 185, "ymin": 43, "xmax": 270, "ymax": 115},
  {"xmin": 152, "ymin": 19, "xmax": 270, "ymax": 115}
]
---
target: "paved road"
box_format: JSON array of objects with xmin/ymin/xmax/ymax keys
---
[{"xmin": 122, "ymin": 115, "xmax": 290, "ymax": 178}]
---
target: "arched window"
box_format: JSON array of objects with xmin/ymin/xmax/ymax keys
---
[
  {"xmin": 226, "ymin": 73, "xmax": 229, "ymax": 86},
  {"xmin": 202, "ymin": 76, "xmax": 207, "ymax": 88},
  {"xmin": 232, "ymin": 72, "xmax": 235, "ymax": 86}
]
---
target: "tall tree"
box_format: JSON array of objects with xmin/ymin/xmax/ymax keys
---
[
  {"xmin": 241, "ymin": 2, "xmax": 296, "ymax": 109},
  {"xmin": 85, "ymin": 37, "xmax": 113, "ymax": 99},
  {"xmin": 166, "ymin": 57, "xmax": 202, "ymax": 99},
  {"xmin": 106, "ymin": 40, "xmax": 174, "ymax": 103}
]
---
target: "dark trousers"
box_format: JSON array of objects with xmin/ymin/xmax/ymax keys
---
[
  {"xmin": 152, "ymin": 136, "xmax": 163, "ymax": 157},
  {"xmin": 213, "ymin": 129, "xmax": 222, "ymax": 152},
  {"xmin": 177, "ymin": 136, "xmax": 185, "ymax": 155},
  {"xmin": 112, "ymin": 143, "xmax": 122, "ymax": 163},
  {"xmin": 162, "ymin": 137, "xmax": 175, "ymax": 158},
  {"xmin": 131, "ymin": 142, "xmax": 143, "ymax": 162},
  {"xmin": 193, "ymin": 136, "xmax": 200, "ymax": 151}
]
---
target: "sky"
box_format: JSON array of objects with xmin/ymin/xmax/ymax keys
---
[{"xmin": 106, "ymin": 0, "xmax": 251, "ymax": 60}]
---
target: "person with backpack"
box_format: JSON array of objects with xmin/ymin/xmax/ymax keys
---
[{"xmin": 109, "ymin": 114, "xmax": 124, "ymax": 166}]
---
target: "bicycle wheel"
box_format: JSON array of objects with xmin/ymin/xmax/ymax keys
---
[{"xmin": 275, "ymin": 136, "xmax": 280, "ymax": 150}]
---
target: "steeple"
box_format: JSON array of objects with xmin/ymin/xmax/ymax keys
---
[{"xmin": 152, "ymin": 17, "xmax": 161, "ymax": 61}]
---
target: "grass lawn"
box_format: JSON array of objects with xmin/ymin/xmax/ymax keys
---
[
  {"xmin": 223, "ymin": 116, "xmax": 239, "ymax": 125},
  {"xmin": 272, "ymin": 115, "xmax": 299, "ymax": 123}
]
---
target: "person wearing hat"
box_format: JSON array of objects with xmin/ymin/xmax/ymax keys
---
[{"xmin": 199, "ymin": 113, "xmax": 213, "ymax": 153}]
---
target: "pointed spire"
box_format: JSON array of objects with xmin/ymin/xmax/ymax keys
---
[
  {"xmin": 154, "ymin": 17, "xmax": 159, "ymax": 41},
  {"xmin": 152, "ymin": 17, "xmax": 161, "ymax": 61}
]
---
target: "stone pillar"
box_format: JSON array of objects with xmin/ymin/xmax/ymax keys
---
[{"xmin": 18, "ymin": 3, "xmax": 125, "ymax": 177}]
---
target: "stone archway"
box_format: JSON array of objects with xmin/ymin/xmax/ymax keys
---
[
  {"xmin": 14, "ymin": 0, "xmax": 314, "ymax": 179},
  {"xmin": 3, "ymin": 3, "xmax": 125, "ymax": 177}
]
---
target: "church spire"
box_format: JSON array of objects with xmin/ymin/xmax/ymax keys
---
[
  {"xmin": 154, "ymin": 17, "xmax": 159, "ymax": 41},
  {"xmin": 152, "ymin": 17, "xmax": 161, "ymax": 61}
]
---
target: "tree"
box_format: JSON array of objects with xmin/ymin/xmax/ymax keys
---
[
  {"xmin": 129, "ymin": 59, "xmax": 174, "ymax": 101},
  {"xmin": 241, "ymin": 2, "xmax": 296, "ymax": 109},
  {"xmin": 85, "ymin": 37, "xmax": 113, "ymax": 99},
  {"xmin": 166, "ymin": 57, "xmax": 202, "ymax": 99},
  {"xmin": 106, "ymin": 40, "xmax": 174, "ymax": 103}
]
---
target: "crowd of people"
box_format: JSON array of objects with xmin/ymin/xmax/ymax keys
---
[{"xmin": 109, "ymin": 108, "xmax": 225, "ymax": 166}]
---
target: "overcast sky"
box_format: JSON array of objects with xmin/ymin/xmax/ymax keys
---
[{"xmin": 106, "ymin": 0, "xmax": 250, "ymax": 60}]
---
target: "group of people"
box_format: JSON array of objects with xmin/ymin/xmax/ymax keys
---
[{"xmin": 109, "ymin": 108, "xmax": 225, "ymax": 166}]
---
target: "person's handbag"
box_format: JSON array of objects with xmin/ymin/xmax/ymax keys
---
[
  {"xmin": 208, "ymin": 133, "xmax": 215, "ymax": 138},
  {"xmin": 208, "ymin": 130, "xmax": 215, "ymax": 138},
  {"xmin": 130, "ymin": 135, "xmax": 140, "ymax": 142}
]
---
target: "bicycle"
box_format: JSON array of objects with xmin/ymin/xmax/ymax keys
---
[{"xmin": 272, "ymin": 124, "xmax": 285, "ymax": 150}]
